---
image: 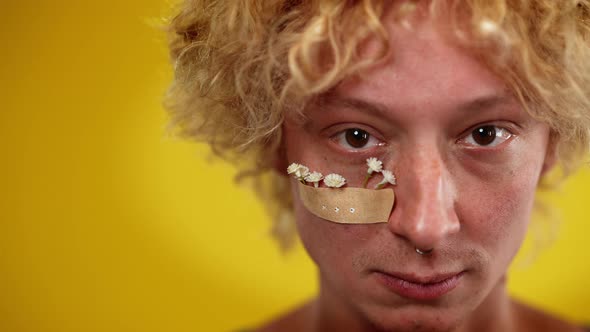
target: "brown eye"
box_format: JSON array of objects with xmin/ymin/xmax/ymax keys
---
[
  {"xmin": 461, "ymin": 125, "xmax": 513, "ymax": 148},
  {"xmin": 333, "ymin": 127, "xmax": 383, "ymax": 151},
  {"xmin": 345, "ymin": 128, "xmax": 370, "ymax": 148},
  {"xmin": 471, "ymin": 126, "xmax": 496, "ymax": 146}
]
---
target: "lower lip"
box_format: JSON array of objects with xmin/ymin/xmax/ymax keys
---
[{"xmin": 375, "ymin": 272, "xmax": 464, "ymax": 301}]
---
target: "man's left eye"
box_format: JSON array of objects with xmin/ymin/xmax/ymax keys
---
[
  {"xmin": 333, "ymin": 128, "xmax": 383, "ymax": 150},
  {"xmin": 460, "ymin": 125, "xmax": 514, "ymax": 148}
]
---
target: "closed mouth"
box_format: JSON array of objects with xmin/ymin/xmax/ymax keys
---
[{"xmin": 374, "ymin": 270, "xmax": 465, "ymax": 300}]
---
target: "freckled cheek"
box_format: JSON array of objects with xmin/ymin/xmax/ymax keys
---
[
  {"xmin": 291, "ymin": 184, "xmax": 375, "ymax": 266},
  {"xmin": 457, "ymin": 172, "xmax": 538, "ymax": 257}
]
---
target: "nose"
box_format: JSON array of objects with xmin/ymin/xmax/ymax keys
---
[{"xmin": 387, "ymin": 145, "xmax": 460, "ymax": 250}]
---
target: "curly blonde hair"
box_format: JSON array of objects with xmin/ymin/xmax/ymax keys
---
[{"xmin": 165, "ymin": 0, "xmax": 590, "ymax": 249}]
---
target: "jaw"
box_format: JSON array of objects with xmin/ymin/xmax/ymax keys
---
[{"xmin": 313, "ymin": 269, "xmax": 513, "ymax": 332}]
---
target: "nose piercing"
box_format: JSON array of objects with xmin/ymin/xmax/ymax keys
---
[{"xmin": 416, "ymin": 247, "xmax": 433, "ymax": 255}]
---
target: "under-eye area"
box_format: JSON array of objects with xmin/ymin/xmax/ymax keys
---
[{"xmin": 164, "ymin": 0, "xmax": 590, "ymax": 330}]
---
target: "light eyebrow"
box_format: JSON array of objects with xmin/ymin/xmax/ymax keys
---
[
  {"xmin": 314, "ymin": 91, "xmax": 514, "ymax": 119},
  {"xmin": 316, "ymin": 93, "xmax": 390, "ymax": 118},
  {"xmin": 456, "ymin": 94, "xmax": 514, "ymax": 113}
]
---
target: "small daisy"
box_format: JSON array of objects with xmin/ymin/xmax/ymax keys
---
[
  {"xmin": 324, "ymin": 173, "xmax": 346, "ymax": 188},
  {"xmin": 287, "ymin": 163, "xmax": 301, "ymax": 175},
  {"xmin": 375, "ymin": 170, "xmax": 397, "ymax": 189},
  {"xmin": 366, "ymin": 157, "xmax": 383, "ymax": 174},
  {"xmin": 287, "ymin": 163, "xmax": 310, "ymax": 182},
  {"xmin": 305, "ymin": 171, "xmax": 323, "ymax": 188},
  {"xmin": 363, "ymin": 157, "xmax": 383, "ymax": 188}
]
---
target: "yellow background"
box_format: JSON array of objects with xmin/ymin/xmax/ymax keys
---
[{"xmin": 1, "ymin": 1, "xmax": 589, "ymax": 331}]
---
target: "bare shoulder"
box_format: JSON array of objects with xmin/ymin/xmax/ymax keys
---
[
  {"xmin": 254, "ymin": 300, "xmax": 315, "ymax": 332},
  {"xmin": 512, "ymin": 299, "xmax": 585, "ymax": 332}
]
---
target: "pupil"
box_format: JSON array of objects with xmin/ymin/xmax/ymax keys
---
[
  {"xmin": 345, "ymin": 128, "xmax": 369, "ymax": 148},
  {"xmin": 472, "ymin": 126, "xmax": 496, "ymax": 145}
]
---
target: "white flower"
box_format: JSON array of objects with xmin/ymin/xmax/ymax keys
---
[
  {"xmin": 375, "ymin": 170, "xmax": 397, "ymax": 189},
  {"xmin": 366, "ymin": 157, "xmax": 383, "ymax": 174},
  {"xmin": 324, "ymin": 173, "xmax": 346, "ymax": 188},
  {"xmin": 305, "ymin": 171, "xmax": 323, "ymax": 188},
  {"xmin": 287, "ymin": 163, "xmax": 310, "ymax": 180},
  {"xmin": 287, "ymin": 163, "xmax": 301, "ymax": 175},
  {"xmin": 295, "ymin": 166, "xmax": 309, "ymax": 179}
]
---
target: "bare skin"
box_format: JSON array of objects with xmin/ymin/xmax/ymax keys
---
[
  {"xmin": 257, "ymin": 295, "xmax": 584, "ymax": 332},
  {"xmin": 256, "ymin": 4, "xmax": 583, "ymax": 332},
  {"xmin": 257, "ymin": 275, "xmax": 583, "ymax": 331}
]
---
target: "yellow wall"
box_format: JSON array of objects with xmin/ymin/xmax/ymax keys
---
[{"xmin": 1, "ymin": 1, "xmax": 588, "ymax": 331}]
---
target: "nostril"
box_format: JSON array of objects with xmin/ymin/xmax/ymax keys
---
[
  {"xmin": 387, "ymin": 196, "xmax": 461, "ymax": 250},
  {"xmin": 386, "ymin": 155, "xmax": 459, "ymax": 248}
]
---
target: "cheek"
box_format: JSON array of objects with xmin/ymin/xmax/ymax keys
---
[
  {"xmin": 284, "ymin": 120, "xmax": 380, "ymax": 269},
  {"xmin": 291, "ymin": 181, "xmax": 377, "ymax": 270},
  {"xmin": 456, "ymin": 156, "xmax": 541, "ymax": 261}
]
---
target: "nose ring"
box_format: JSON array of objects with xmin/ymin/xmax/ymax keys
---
[{"xmin": 415, "ymin": 247, "xmax": 433, "ymax": 255}]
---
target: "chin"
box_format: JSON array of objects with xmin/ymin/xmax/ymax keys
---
[{"xmin": 361, "ymin": 305, "xmax": 466, "ymax": 332}]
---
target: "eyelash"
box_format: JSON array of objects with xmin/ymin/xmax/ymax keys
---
[
  {"xmin": 458, "ymin": 125, "xmax": 515, "ymax": 149},
  {"xmin": 330, "ymin": 127, "xmax": 385, "ymax": 152},
  {"xmin": 329, "ymin": 124, "xmax": 516, "ymax": 152}
]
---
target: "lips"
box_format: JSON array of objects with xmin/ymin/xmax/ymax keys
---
[{"xmin": 375, "ymin": 270, "xmax": 465, "ymax": 300}]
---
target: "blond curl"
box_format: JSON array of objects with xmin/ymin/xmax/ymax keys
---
[{"xmin": 165, "ymin": 0, "xmax": 590, "ymax": 249}]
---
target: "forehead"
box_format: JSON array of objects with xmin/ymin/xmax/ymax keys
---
[{"xmin": 332, "ymin": 9, "xmax": 509, "ymax": 118}]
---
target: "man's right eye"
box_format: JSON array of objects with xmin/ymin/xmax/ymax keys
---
[{"xmin": 332, "ymin": 128, "xmax": 383, "ymax": 150}]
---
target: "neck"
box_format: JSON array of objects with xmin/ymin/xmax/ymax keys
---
[
  {"xmin": 455, "ymin": 275, "xmax": 515, "ymax": 332},
  {"xmin": 311, "ymin": 274, "xmax": 516, "ymax": 332}
]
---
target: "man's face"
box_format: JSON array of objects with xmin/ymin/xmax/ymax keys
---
[{"xmin": 282, "ymin": 10, "xmax": 553, "ymax": 332}]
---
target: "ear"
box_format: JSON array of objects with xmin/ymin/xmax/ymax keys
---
[{"xmin": 540, "ymin": 131, "xmax": 558, "ymax": 176}]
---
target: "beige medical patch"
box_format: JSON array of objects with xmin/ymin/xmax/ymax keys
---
[{"xmin": 297, "ymin": 181, "xmax": 395, "ymax": 224}]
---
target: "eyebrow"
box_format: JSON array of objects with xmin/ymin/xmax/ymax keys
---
[
  {"xmin": 315, "ymin": 92, "xmax": 514, "ymax": 117},
  {"xmin": 457, "ymin": 94, "xmax": 514, "ymax": 113},
  {"xmin": 316, "ymin": 93, "xmax": 389, "ymax": 118}
]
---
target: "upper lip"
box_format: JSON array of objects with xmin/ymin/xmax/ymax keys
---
[{"xmin": 379, "ymin": 271, "xmax": 463, "ymax": 284}]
